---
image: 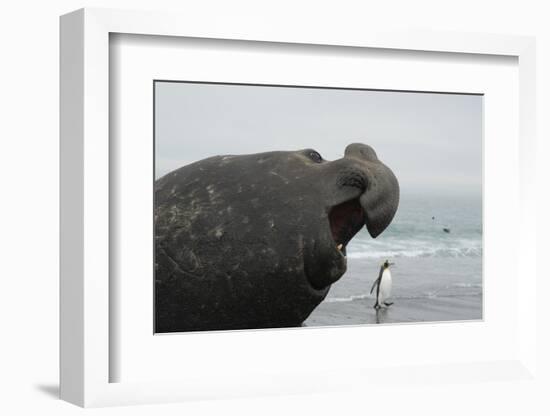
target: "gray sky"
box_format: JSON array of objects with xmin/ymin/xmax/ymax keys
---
[{"xmin": 155, "ymin": 82, "xmax": 482, "ymax": 196}]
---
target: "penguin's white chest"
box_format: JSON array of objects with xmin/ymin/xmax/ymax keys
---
[{"xmin": 378, "ymin": 269, "xmax": 392, "ymax": 303}]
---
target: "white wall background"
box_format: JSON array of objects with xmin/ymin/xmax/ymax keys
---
[{"xmin": 0, "ymin": 1, "xmax": 548, "ymax": 415}]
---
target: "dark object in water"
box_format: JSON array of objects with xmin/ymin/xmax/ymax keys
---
[
  {"xmin": 443, "ymin": 227, "xmax": 451, "ymax": 233},
  {"xmin": 431, "ymin": 216, "xmax": 435, "ymax": 220}
]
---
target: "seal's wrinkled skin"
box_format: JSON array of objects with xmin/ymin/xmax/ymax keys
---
[{"xmin": 155, "ymin": 143, "xmax": 399, "ymax": 332}]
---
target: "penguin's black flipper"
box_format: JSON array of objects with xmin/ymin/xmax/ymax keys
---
[
  {"xmin": 370, "ymin": 266, "xmax": 384, "ymax": 294},
  {"xmin": 370, "ymin": 278, "xmax": 380, "ymax": 295}
]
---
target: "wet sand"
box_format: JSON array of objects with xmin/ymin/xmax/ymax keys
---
[{"xmin": 305, "ymin": 293, "xmax": 482, "ymax": 326}]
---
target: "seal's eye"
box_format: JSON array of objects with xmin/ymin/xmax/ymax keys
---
[{"xmin": 308, "ymin": 151, "xmax": 323, "ymax": 163}]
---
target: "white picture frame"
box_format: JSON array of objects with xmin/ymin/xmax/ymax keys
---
[{"xmin": 60, "ymin": 7, "xmax": 537, "ymax": 407}]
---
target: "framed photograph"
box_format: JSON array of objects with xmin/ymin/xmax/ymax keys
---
[
  {"xmin": 153, "ymin": 80, "xmax": 482, "ymax": 333},
  {"xmin": 60, "ymin": 8, "xmax": 537, "ymax": 407}
]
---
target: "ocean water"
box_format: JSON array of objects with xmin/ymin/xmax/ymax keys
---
[
  {"xmin": 348, "ymin": 193, "xmax": 482, "ymax": 261},
  {"xmin": 306, "ymin": 193, "xmax": 483, "ymax": 325}
]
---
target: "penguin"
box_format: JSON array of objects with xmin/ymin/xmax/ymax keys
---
[{"xmin": 370, "ymin": 260, "xmax": 395, "ymax": 310}]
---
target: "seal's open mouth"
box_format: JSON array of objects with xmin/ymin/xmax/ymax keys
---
[{"xmin": 328, "ymin": 198, "xmax": 366, "ymax": 257}]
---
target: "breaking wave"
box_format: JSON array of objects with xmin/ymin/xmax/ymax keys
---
[
  {"xmin": 346, "ymin": 245, "xmax": 482, "ymax": 259},
  {"xmin": 345, "ymin": 230, "xmax": 482, "ymax": 259}
]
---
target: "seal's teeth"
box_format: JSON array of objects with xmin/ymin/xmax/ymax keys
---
[{"xmin": 337, "ymin": 244, "xmax": 343, "ymax": 251}]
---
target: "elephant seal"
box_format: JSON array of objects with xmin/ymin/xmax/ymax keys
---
[{"xmin": 155, "ymin": 143, "xmax": 399, "ymax": 332}]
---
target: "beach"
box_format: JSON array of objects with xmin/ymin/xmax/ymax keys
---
[
  {"xmin": 306, "ymin": 256, "xmax": 482, "ymax": 326},
  {"xmin": 306, "ymin": 294, "xmax": 482, "ymax": 326},
  {"xmin": 305, "ymin": 194, "xmax": 483, "ymax": 327}
]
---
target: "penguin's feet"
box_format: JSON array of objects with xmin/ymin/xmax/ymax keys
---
[{"xmin": 384, "ymin": 302, "xmax": 393, "ymax": 307}]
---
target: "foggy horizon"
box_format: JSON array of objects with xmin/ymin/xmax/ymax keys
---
[{"xmin": 155, "ymin": 82, "xmax": 482, "ymax": 197}]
